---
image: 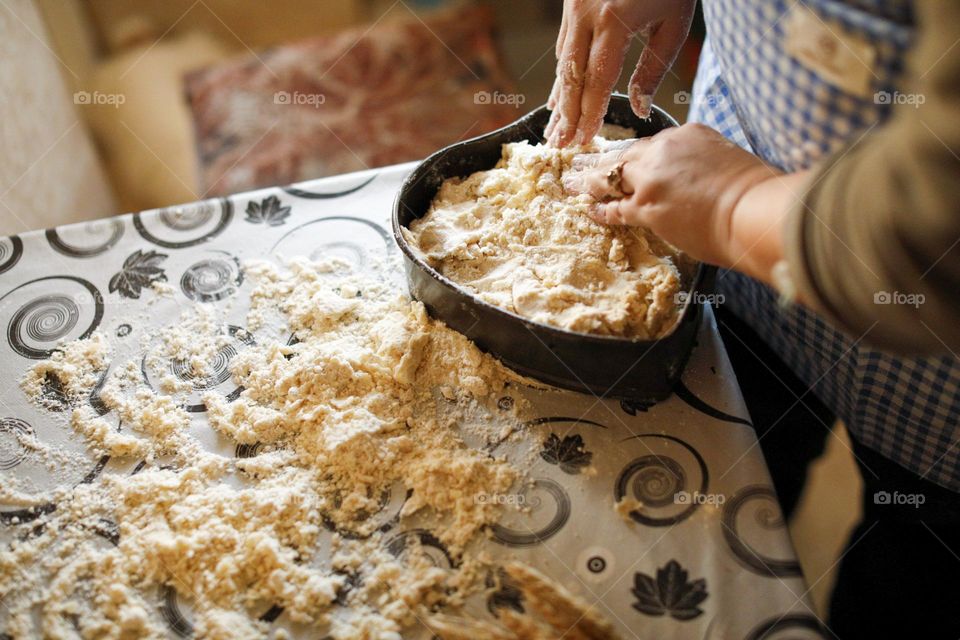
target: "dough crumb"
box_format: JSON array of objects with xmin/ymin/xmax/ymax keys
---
[{"xmin": 5, "ymin": 258, "xmax": 553, "ymax": 638}]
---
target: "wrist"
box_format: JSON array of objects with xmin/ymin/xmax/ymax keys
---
[{"xmin": 719, "ymin": 167, "xmax": 783, "ymax": 275}]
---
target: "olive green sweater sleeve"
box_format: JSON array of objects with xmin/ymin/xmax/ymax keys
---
[{"xmin": 783, "ymin": 0, "xmax": 960, "ymax": 355}]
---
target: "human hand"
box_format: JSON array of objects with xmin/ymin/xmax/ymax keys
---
[
  {"xmin": 545, "ymin": 0, "xmax": 696, "ymax": 147},
  {"xmin": 562, "ymin": 123, "xmax": 782, "ymax": 268}
]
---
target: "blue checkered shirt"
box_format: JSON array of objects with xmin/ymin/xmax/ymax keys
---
[{"xmin": 688, "ymin": 0, "xmax": 960, "ymax": 491}]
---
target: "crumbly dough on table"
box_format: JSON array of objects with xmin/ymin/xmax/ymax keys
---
[
  {"xmin": 3, "ymin": 256, "xmax": 616, "ymax": 639},
  {"xmin": 427, "ymin": 562, "xmax": 620, "ymax": 640},
  {"xmin": 404, "ymin": 126, "xmax": 691, "ymax": 339}
]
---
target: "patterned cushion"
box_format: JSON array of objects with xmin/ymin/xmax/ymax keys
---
[{"xmin": 184, "ymin": 4, "xmax": 521, "ymax": 195}]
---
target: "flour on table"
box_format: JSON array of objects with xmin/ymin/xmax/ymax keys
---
[
  {"xmin": 404, "ymin": 127, "xmax": 692, "ymax": 339},
  {"xmin": 4, "ymin": 256, "xmax": 609, "ymax": 639}
]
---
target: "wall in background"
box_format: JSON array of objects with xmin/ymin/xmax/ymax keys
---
[{"xmin": 0, "ymin": 0, "xmax": 115, "ymax": 236}]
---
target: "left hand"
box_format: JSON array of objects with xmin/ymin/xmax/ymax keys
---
[{"xmin": 562, "ymin": 123, "xmax": 781, "ymax": 267}]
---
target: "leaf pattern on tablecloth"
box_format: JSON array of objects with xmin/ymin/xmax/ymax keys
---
[
  {"xmin": 621, "ymin": 398, "xmax": 657, "ymax": 416},
  {"xmin": 109, "ymin": 250, "xmax": 168, "ymax": 299},
  {"xmin": 540, "ymin": 433, "xmax": 592, "ymax": 474},
  {"xmin": 631, "ymin": 560, "xmax": 707, "ymax": 621},
  {"xmin": 244, "ymin": 195, "xmax": 291, "ymax": 226}
]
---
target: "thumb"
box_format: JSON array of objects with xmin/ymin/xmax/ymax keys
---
[{"xmin": 628, "ymin": 15, "xmax": 692, "ymax": 118}]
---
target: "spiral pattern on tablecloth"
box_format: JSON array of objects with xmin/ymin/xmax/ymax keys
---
[
  {"xmin": 2, "ymin": 276, "xmax": 103, "ymax": 360},
  {"xmin": 159, "ymin": 585, "xmax": 193, "ymax": 638},
  {"xmin": 722, "ymin": 485, "xmax": 802, "ymax": 578},
  {"xmin": 0, "ymin": 236, "xmax": 23, "ymax": 274},
  {"xmin": 269, "ymin": 216, "xmax": 392, "ymax": 271},
  {"xmin": 321, "ymin": 484, "xmax": 408, "ymax": 540},
  {"xmin": 235, "ymin": 442, "xmax": 263, "ymax": 458},
  {"xmin": 159, "ymin": 202, "xmax": 214, "ymax": 230},
  {"xmin": 0, "ymin": 418, "xmax": 33, "ymax": 471},
  {"xmin": 614, "ymin": 434, "xmax": 708, "ymax": 526},
  {"xmin": 385, "ymin": 529, "xmax": 457, "ymax": 569},
  {"xmin": 46, "ymin": 219, "xmax": 124, "ymax": 258},
  {"xmin": 180, "ymin": 255, "xmax": 242, "ymax": 302},
  {"xmin": 170, "ymin": 343, "xmax": 237, "ymax": 390},
  {"xmin": 135, "ymin": 199, "xmax": 232, "ymax": 249},
  {"xmin": 141, "ymin": 325, "xmax": 253, "ymax": 413},
  {"xmin": 624, "ymin": 456, "xmax": 687, "ymax": 508},
  {"xmin": 491, "ymin": 478, "xmax": 571, "ymax": 547},
  {"xmin": 12, "ymin": 295, "xmax": 79, "ymax": 344}
]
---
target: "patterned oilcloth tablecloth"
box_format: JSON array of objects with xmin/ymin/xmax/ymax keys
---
[{"xmin": 0, "ymin": 164, "xmax": 823, "ymax": 639}]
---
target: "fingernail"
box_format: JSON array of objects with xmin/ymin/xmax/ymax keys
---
[
  {"xmin": 552, "ymin": 121, "xmax": 568, "ymax": 147},
  {"xmin": 631, "ymin": 91, "xmax": 653, "ymax": 119}
]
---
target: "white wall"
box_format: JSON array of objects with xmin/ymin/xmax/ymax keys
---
[{"xmin": 0, "ymin": 0, "xmax": 115, "ymax": 236}]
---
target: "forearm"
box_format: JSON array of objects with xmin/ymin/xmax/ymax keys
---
[{"xmin": 725, "ymin": 170, "xmax": 813, "ymax": 304}]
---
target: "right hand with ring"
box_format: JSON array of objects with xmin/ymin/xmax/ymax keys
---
[{"xmin": 545, "ymin": 0, "xmax": 696, "ymax": 147}]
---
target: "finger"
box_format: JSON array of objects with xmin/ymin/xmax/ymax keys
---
[
  {"xmin": 571, "ymin": 146, "xmax": 626, "ymax": 171},
  {"xmin": 595, "ymin": 137, "xmax": 639, "ymax": 152},
  {"xmin": 563, "ymin": 163, "xmax": 635, "ymax": 200},
  {"xmin": 592, "ymin": 198, "xmax": 632, "ymax": 225},
  {"xmin": 556, "ymin": 7, "xmax": 567, "ymax": 60},
  {"xmin": 545, "ymin": 8, "xmax": 568, "ymax": 132},
  {"xmin": 547, "ymin": 76, "xmax": 560, "ymax": 112},
  {"xmin": 571, "ymin": 152, "xmax": 605, "ymax": 171},
  {"xmin": 562, "ymin": 168, "xmax": 617, "ymax": 199},
  {"xmin": 545, "ymin": 77, "xmax": 562, "ymax": 140},
  {"xmin": 571, "ymin": 138, "xmax": 643, "ymax": 170},
  {"xmin": 628, "ymin": 9, "xmax": 693, "ymax": 118},
  {"xmin": 576, "ymin": 15, "xmax": 631, "ymax": 144},
  {"xmin": 550, "ymin": 21, "xmax": 592, "ymax": 147},
  {"xmin": 545, "ymin": 5, "xmax": 570, "ymax": 142}
]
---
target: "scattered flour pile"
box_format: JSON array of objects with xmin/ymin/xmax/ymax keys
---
[
  {"xmin": 403, "ymin": 131, "xmax": 691, "ymax": 339},
  {"xmin": 1, "ymin": 257, "xmax": 621, "ymax": 639}
]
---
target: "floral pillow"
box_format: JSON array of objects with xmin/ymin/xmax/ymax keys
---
[{"xmin": 185, "ymin": 4, "xmax": 522, "ymax": 195}]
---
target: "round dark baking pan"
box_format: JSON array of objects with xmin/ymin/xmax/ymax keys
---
[{"xmin": 392, "ymin": 93, "xmax": 712, "ymax": 401}]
